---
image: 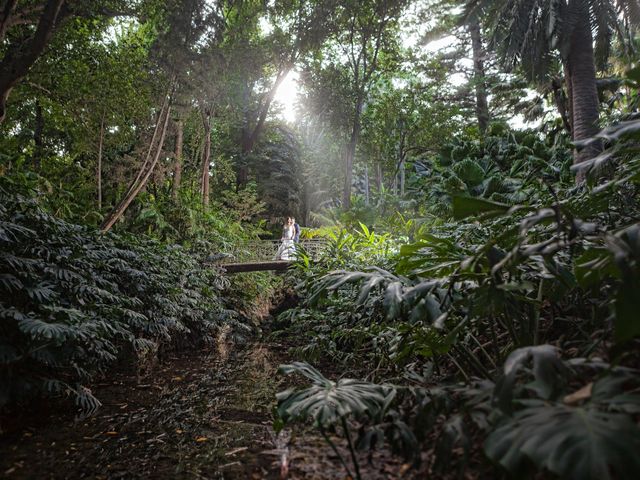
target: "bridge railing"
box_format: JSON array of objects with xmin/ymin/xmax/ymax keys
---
[{"xmin": 213, "ymin": 239, "xmax": 330, "ymax": 264}]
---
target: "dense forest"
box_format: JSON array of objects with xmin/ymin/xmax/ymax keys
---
[{"xmin": 1, "ymin": 0, "xmax": 640, "ymax": 478}]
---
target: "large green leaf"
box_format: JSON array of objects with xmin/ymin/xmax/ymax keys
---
[
  {"xmin": 495, "ymin": 345, "xmax": 567, "ymax": 411},
  {"xmin": 277, "ymin": 362, "xmax": 393, "ymax": 428},
  {"xmin": 614, "ymin": 278, "xmax": 640, "ymax": 343},
  {"xmin": 452, "ymin": 195, "xmax": 511, "ymax": 220},
  {"xmin": 485, "ymin": 402, "xmax": 640, "ymax": 480}
]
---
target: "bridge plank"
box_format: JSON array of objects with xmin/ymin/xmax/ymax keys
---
[{"xmin": 221, "ymin": 260, "xmax": 292, "ymax": 273}]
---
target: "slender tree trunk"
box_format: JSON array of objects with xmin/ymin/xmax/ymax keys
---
[
  {"xmin": 0, "ymin": 0, "xmax": 65, "ymax": 124},
  {"xmin": 172, "ymin": 119, "xmax": 183, "ymax": 200},
  {"xmin": 343, "ymin": 95, "xmax": 363, "ymax": 209},
  {"xmin": 32, "ymin": 99, "xmax": 44, "ymax": 170},
  {"xmin": 244, "ymin": 67, "xmax": 290, "ymax": 153},
  {"xmin": 100, "ymin": 97, "xmax": 172, "ymax": 232},
  {"xmin": 376, "ymin": 162, "xmax": 382, "ymax": 193},
  {"xmin": 566, "ymin": 1, "xmax": 601, "ymax": 182},
  {"xmin": 364, "ymin": 164, "xmax": 370, "ymax": 205},
  {"xmin": 397, "ymin": 131, "xmax": 406, "ymax": 197},
  {"xmin": 97, "ymin": 110, "xmax": 105, "ymax": 211},
  {"xmin": 469, "ymin": 18, "xmax": 489, "ymax": 134},
  {"xmin": 200, "ymin": 108, "xmax": 211, "ymax": 209},
  {"xmin": 237, "ymin": 66, "xmax": 291, "ymax": 189},
  {"xmin": 399, "ymin": 159, "xmax": 405, "ymax": 197}
]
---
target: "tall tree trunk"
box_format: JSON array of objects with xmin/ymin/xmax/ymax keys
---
[
  {"xmin": 397, "ymin": 130, "xmax": 406, "ymax": 197},
  {"xmin": 97, "ymin": 111, "xmax": 105, "ymax": 211},
  {"xmin": 563, "ymin": 64, "xmax": 574, "ymax": 138},
  {"xmin": 32, "ymin": 99, "xmax": 44, "ymax": 170},
  {"xmin": 200, "ymin": 108, "xmax": 211, "ymax": 209},
  {"xmin": 376, "ymin": 162, "xmax": 382, "ymax": 193},
  {"xmin": 100, "ymin": 97, "xmax": 172, "ymax": 232},
  {"xmin": 0, "ymin": 0, "xmax": 65, "ymax": 124},
  {"xmin": 364, "ymin": 164, "xmax": 370, "ymax": 206},
  {"xmin": 172, "ymin": 119, "xmax": 183, "ymax": 200},
  {"xmin": 469, "ymin": 18, "xmax": 489, "ymax": 134},
  {"xmin": 343, "ymin": 95, "xmax": 363, "ymax": 209},
  {"xmin": 566, "ymin": 1, "xmax": 601, "ymax": 182}
]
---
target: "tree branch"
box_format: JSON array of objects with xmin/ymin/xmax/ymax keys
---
[{"xmin": 0, "ymin": 0, "xmax": 67, "ymax": 124}]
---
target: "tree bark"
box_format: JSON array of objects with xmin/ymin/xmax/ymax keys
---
[
  {"xmin": 0, "ymin": 0, "xmax": 65, "ymax": 124},
  {"xmin": 100, "ymin": 97, "xmax": 172, "ymax": 232},
  {"xmin": 469, "ymin": 18, "xmax": 489, "ymax": 134},
  {"xmin": 565, "ymin": 1, "xmax": 601, "ymax": 182},
  {"xmin": 343, "ymin": 94, "xmax": 363, "ymax": 209},
  {"xmin": 364, "ymin": 164, "xmax": 370, "ymax": 206},
  {"xmin": 563, "ymin": 64, "xmax": 574, "ymax": 138},
  {"xmin": 97, "ymin": 110, "xmax": 105, "ymax": 211},
  {"xmin": 172, "ymin": 119, "xmax": 183, "ymax": 199},
  {"xmin": 397, "ymin": 129, "xmax": 406, "ymax": 197},
  {"xmin": 200, "ymin": 108, "xmax": 212, "ymax": 209},
  {"xmin": 0, "ymin": 0, "xmax": 19, "ymax": 41}
]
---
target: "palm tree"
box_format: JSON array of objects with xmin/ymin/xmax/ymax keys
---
[{"xmin": 466, "ymin": 0, "xmax": 640, "ymax": 181}]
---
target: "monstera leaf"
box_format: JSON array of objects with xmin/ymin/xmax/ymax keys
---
[
  {"xmin": 485, "ymin": 401, "xmax": 640, "ymax": 480},
  {"xmin": 277, "ymin": 362, "xmax": 393, "ymax": 428},
  {"xmin": 494, "ymin": 345, "xmax": 568, "ymax": 412},
  {"xmin": 452, "ymin": 195, "xmax": 511, "ymax": 220}
]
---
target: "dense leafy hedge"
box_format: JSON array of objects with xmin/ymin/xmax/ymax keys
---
[{"xmin": 0, "ymin": 192, "xmax": 239, "ymax": 413}]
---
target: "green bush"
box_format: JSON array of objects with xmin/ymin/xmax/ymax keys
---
[{"xmin": 0, "ymin": 192, "xmax": 243, "ymax": 412}]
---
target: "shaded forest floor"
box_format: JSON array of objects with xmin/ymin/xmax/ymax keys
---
[{"xmin": 0, "ymin": 305, "xmax": 416, "ymax": 479}]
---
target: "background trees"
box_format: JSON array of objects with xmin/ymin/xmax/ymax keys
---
[
  {"xmin": 0, "ymin": 0, "xmax": 638, "ymax": 231},
  {"xmin": 467, "ymin": 0, "xmax": 640, "ymax": 179}
]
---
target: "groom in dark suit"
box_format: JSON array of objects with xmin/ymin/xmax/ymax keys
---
[{"xmin": 292, "ymin": 217, "xmax": 301, "ymax": 243}]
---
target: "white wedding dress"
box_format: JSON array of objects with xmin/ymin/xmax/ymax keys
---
[{"xmin": 275, "ymin": 225, "xmax": 295, "ymax": 260}]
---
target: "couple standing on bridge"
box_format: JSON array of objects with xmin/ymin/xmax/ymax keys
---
[{"xmin": 275, "ymin": 216, "xmax": 300, "ymax": 261}]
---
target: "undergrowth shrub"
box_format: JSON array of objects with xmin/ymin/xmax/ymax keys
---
[
  {"xmin": 0, "ymin": 192, "xmax": 244, "ymax": 414},
  {"xmin": 276, "ymin": 116, "xmax": 640, "ymax": 479}
]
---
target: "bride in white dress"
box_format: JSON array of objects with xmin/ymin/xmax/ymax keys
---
[{"xmin": 275, "ymin": 217, "xmax": 296, "ymax": 260}]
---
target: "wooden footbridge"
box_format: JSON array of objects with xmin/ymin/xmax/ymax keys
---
[{"xmin": 207, "ymin": 239, "xmax": 328, "ymax": 273}]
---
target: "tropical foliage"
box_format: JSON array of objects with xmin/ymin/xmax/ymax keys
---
[
  {"xmin": 1, "ymin": 0, "xmax": 640, "ymax": 478},
  {"xmin": 275, "ymin": 114, "xmax": 640, "ymax": 478},
  {"xmin": 0, "ymin": 190, "xmax": 245, "ymax": 412}
]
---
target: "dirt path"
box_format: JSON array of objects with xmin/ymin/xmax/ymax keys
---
[
  {"xmin": 0, "ymin": 337, "xmax": 291, "ymax": 479},
  {"xmin": 1, "ymin": 333, "xmax": 415, "ymax": 480}
]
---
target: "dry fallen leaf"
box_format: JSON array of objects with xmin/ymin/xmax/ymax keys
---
[
  {"xmin": 175, "ymin": 429, "xmax": 183, "ymax": 434},
  {"xmin": 563, "ymin": 382, "xmax": 593, "ymax": 405},
  {"xmin": 195, "ymin": 436, "xmax": 208, "ymax": 442},
  {"xmin": 105, "ymin": 431, "xmax": 118, "ymax": 436}
]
